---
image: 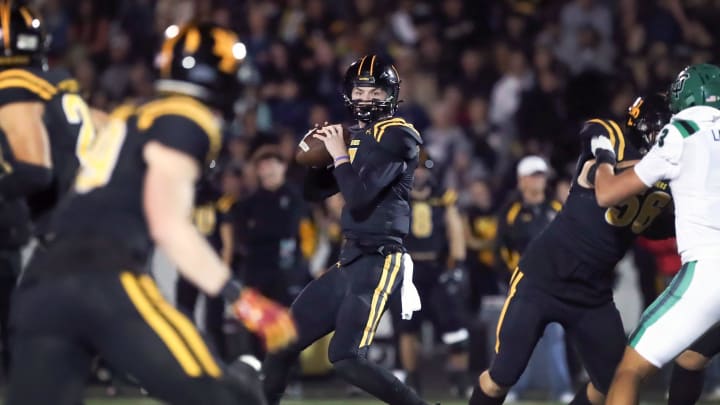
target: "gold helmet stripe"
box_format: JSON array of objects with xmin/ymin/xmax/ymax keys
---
[{"xmin": 356, "ymin": 55, "xmax": 367, "ymax": 76}]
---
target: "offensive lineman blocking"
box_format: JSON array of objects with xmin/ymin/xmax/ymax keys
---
[{"xmin": 591, "ymin": 64, "xmax": 720, "ymax": 405}]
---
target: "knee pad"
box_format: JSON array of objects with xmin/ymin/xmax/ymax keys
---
[{"xmin": 443, "ymin": 328, "xmax": 470, "ymax": 353}]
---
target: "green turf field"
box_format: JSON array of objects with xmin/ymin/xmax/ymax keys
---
[
  {"xmin": 83, "ymin": 400, "xmax": 471, "ymax": 405},
  {"xmin": 81, "ymin": 401, "xmax": 474, "ymax": 405},
  {"xmin": 80, "ymin": 400, "xmax": 716, "ymax": 405}
]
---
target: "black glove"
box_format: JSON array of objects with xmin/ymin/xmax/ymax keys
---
[{"xmin": 439, "ymin": 262, "xmax": 468, "ymax": 299}]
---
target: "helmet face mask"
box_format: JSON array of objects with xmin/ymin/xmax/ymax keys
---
[
  {"xmin": 343, "ymin": 55, "xmax": 400, "ymax": 124},
  {"xmin": 627, "ymin": 95, "xmax": 670, "ymax": 154},
  {"xmin": 343, "ymin": 87, "xmax": 393, "ymax": 123}
]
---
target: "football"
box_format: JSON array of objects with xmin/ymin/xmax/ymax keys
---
[{"xmin": 295, "ymin": 125, "xmax": 351, "ymax": 167}]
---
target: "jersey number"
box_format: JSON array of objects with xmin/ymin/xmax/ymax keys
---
[
  {"xmin": 61, "ymin": 94, "xmax": 96, "ymax": 162},
  {"xmin": 604, "ymin": 191, "xmax": 671, "ymax": 234},
  {"xmin": 411, "ymin": 202, "xmax": 433, "ymax": 238},
  {"xmin": 62, "ymin": 94, "xmax": 126, "ymax": 193},
  {"xmin": 73, "ymin": 119, "xmax": 127, "ymax": 193}
]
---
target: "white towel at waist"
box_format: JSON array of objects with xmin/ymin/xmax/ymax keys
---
[{"xmin": 400, "ymin": 253, "xmax": 421, "ymax": 320}]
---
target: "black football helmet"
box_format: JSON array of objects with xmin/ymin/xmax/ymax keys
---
[
  {"xmin": 342, "ymin": 54, "xmax": 401, "ymax": 123},
  {"xmin": 626, "ymin": 94, "xmax": 670, "ymax": 153},
  {"xmin": 156, "ymin": 22, "xmax": 244, "ymax": 118},
  {"xmin": 0, "ymin": 0, "xmax": 47, "ymax": 69}
]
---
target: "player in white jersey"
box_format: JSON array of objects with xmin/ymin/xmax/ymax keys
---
[{"xmin": 586, "ymin": 63, "xmax": 720, "ymax": 405}]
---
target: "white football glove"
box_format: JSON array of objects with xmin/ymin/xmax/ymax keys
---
[{"xmin": 590, "ymin": 135, "xmax": 615, "ymax": 159}]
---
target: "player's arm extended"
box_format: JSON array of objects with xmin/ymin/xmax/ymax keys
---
[
  {"xmin": 144, "ymin": 140, "xmax": 296, "ymax": 351},
  {"xmin": 594, "ymin": 164, "xmax": 649, "ymax": 207},
  {"xmin": 143, "ymin": 141, "xmax": 232, "ymax": 295},
  {"xmin": 0, "ymin": 101, "xmax": 53, "ymax": 198},
  {"xmin": 592, "ymin": 132, "xmax": 677, "ymax": 207}
]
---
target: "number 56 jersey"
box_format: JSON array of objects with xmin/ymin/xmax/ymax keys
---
[
  {"xmin": 518, "ymin": 118, "xmax": 675, "ymax": 306},
  {"xmin": 0, "ymin": 67, "xmax": 91, "ymax": 225},
  {"xmin": 49, "ymin": 96, "xmax": 222, "ymax": 264}
]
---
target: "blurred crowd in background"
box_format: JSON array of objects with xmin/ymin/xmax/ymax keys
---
[
  {"xmin": 17, "ymin": 0, "xmax": 720, "ymax": 398},
  {"xmin": 33, "ymin": 0, "xmax": 720, "ymax": 205}
]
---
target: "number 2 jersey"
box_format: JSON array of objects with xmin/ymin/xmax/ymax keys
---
[
  {"xmin": 634, "ymin": 105, "xmax": 720, "ymax": 264},
  {"xmin": 0, "ymin": 67, "xmax": 89, "ymax": 229},
  {"xmin": 49, "ymin": 95, "xmax": 222, "ymax": 265},
  {"xmin": 519, "ymin": 118, "xmax": 675, "ymax": 306}
]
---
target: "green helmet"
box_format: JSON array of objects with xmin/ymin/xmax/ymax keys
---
[{"xmin": 669, "ymin": 63, "xmax": 720, "ymax": 113}]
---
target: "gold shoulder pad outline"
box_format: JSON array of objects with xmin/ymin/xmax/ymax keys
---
[
  {"xmin": 0, "ymin": 68, "xmax": 57, "ymax": 100},
  {"xmin": 585, "ymin": 118, "xmax": 626, "ymax": 162},
  {"xmin": 56, "ymin": 79, "xmax": 80, "ymax": 93},
  {"xmin": 137, "ymin": 96, "xmax": 221, "ymax": 162},
  {"xmin": 371, "ymin": 117, "xmax": 421, "ymax": 143}
]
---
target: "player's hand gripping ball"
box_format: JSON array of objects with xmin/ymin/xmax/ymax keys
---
[
  {"xmin": 231, "ymin": 288, "xmax": 298, "ymax": 352},
  {"xmin": 295, "ymin": 123, "xmax": 351, "ymax": 167}
]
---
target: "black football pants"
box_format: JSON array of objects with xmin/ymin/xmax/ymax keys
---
[
  {"xmin": 7, "ymin": 238, "xmax": 264, "ymax": 405},
  {"xmin": 264, "ymin": 250, "xmax": 427, "ymax": 405}
]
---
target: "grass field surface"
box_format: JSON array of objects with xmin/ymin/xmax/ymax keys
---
[
  {"xmin": 80, "ymin": 400, "xmax": 706, "ymax": 405},
  {"xmin": 83, "ymin": 400, "xmax": 471, "ymax": 405}
]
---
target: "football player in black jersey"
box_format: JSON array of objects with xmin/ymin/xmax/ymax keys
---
[
  {"xmin": 0, "ymin": 0, "xmax": 107, "ymax": 227},
  {"xmin": 469, "ymin": 94, "xmax": 674, "ymax": 405},
  {"xmin": 7, "ymin": 23, "xmax": 295, "ymax": 405},
  {"xmin": 263, "ymin": 55, "xmax": 428, "ymax": 405},
  {"xmin": 0, "ymin": 0, "xmax": 106, "ymax": 377}
]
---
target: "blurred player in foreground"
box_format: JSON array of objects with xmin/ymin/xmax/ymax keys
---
[{"xmin": 7, "ymin": 22, "xmax": 295, "ymax": 405}]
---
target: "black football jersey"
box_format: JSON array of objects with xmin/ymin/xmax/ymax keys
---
[
  {"xmin": 405, "ymin": 186, "xmax": 456, "ymax": 258},
  {"xmin": 50, "ymin": 95, "xmax": 222, "ymax": 263},
  {"xmin": 519, "ymin": 118, "xmax": 674, "ymax": 305},
  {"xmin": 304, "ymin": 117, "xmax": 423, "ymax": 243},
  {"xmin": 0, "ymin": 67, "xmax": 90, "ymax": 228}
]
